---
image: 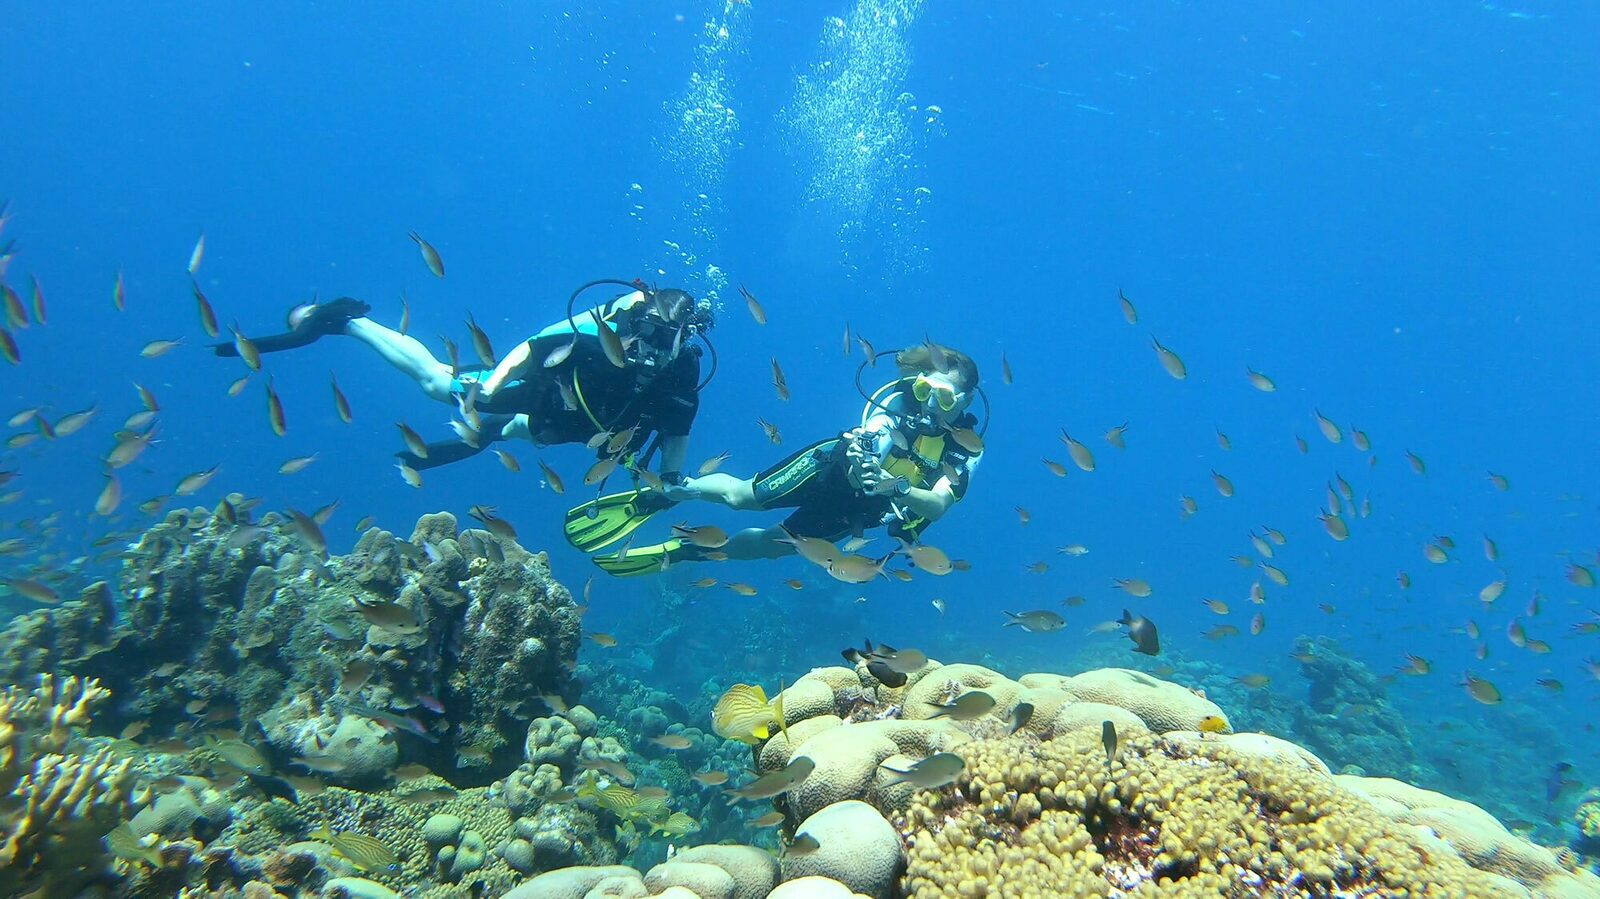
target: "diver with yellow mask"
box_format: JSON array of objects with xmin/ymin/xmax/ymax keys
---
[{"xmin": 565, "ymin": 342, "xmax": 985, "ymax": 575}]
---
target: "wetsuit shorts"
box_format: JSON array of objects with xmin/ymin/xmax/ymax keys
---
[
  {"xmin": 751, "ymin": 438, "xmax": 894, "ymax": 541},
  {"xmin": 450, "ymin": 369, "xmax": 541, "ymax": 415}
]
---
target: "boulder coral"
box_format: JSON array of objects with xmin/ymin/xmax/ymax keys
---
[{"xmin": 523, "ymin": 654, "xmax": 1598, "ymax": 899}]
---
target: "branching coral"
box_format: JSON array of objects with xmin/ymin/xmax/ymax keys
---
[{"xmin": 0, "ymin": 675, "xmax": 150, "ymax": 895}]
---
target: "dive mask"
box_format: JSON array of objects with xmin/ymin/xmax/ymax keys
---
[{"xmin": 911, "ymin": 373, "xmax": 961, "ymax": 412}]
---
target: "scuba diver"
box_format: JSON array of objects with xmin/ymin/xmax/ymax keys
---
[
  {"xmin": 211, "ymin": 279, "xmax": 715, "ymax": 478},
  {"xmin": 563, "ymin": 342, "xmax": 985, "ymax": 576}
]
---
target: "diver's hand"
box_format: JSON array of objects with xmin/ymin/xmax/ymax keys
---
[
  {"xmin": 842, "ymin": 429, "xmax": 872, "ymax": 491},
  {"xmin": 661, "ymin": 480, "xmax": 699, "ymax": 502},
  {"xmin": 845, "ymin": 442, "xmax": 897, "ymax": 496}
]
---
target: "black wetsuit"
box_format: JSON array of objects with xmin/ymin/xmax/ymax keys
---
[
  {"xmin": 747, "ymin": 408, "xmax": 980, "ymax": 542},
  {"xmin": 413, "ymin": 333, "xmax": 701, "ymax": 470}
]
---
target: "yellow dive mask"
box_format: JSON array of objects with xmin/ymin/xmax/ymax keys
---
[{"xmin": 911, "ymin": 373, "xmax": 960, "ymax": 412}]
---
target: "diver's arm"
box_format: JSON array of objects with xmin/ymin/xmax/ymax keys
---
[
  {"xmin": 481, "ymin": 339, "xmax": 535, "ymax": 397},
  {"xmin": 899, "ymin": 479, "xmax": 956, "ymax": 522},
  {"xmin": 659, "ymin": 435, "xmax": 689, "ymax": 480}
]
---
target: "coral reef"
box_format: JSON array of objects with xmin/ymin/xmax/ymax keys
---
[
  {"xmin": 0, "ymin": 674, "xmax": 150, "ymax": 896},
  {"xmin": 1289, "ymin": 635, "xmax": 1419, "ymax": 781},
  {"xmin": 0, "ymin": 510, "xmax": 1586, "ymax": 898},
  {"xmin": 523, "ymin": 653, "xmax": 1599, "ymax": 899},
  {"xmin": 0, "ymin": 508, "xmax": 582, "ymax": 786}
]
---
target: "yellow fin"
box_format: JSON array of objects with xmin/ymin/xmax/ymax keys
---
[
  {"xmin": 713, "ymin": 683, "xmax": 774, "ymax": 741},
  {"xmin": 774, "ymin": 678, "xmax": 790, "ymax": 744}
]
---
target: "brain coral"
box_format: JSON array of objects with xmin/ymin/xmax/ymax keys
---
[
  {"xmin": 896, "ymin": 728, "xmax": 1581, "ymax": 898},
  {"xmin": 783, "ymin": 799, "xmax": 904, "ymax": 898},
  {"xmin": 1021, "ymin": 668, "xmax": 1227, "ymax": 734}
]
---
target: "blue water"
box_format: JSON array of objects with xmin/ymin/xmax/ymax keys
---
[{"xmin": 3, "ymin": 0, "xmax": 1597, "ymax": 838}]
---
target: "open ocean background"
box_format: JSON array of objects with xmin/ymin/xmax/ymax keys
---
[{"xmin": 3, "ymin": 0, "xmax": 1597, "ymax": 842}]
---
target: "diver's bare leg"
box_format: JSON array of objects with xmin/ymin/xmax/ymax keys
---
[
  {"xmin": 499, "ymin": 414, "xmax": 533, "ymax": 442},
  {"xmin": 345, "ymin": 318, "xmax": 456, "ymax": 403},
  {"xmin": 671, "ymin": 473, "xmax": 762, "ymax": 510}
]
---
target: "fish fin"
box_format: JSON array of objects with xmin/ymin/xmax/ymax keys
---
[{"xmin": 774, "ymin": 679, "xmax": 790, "ymax": 744}]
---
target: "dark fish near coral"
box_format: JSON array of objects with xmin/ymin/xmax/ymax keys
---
[
  {"xmin": 865, "ymin": 660, "xmax": 907, "ymax": 688},
  {"xmin": 391, "ymin": 763, "xmax": 432, "ymax": 782},
  {"xmin": 724, "ymin": 755, "xmax": 815, "ymax": 801},
  {"xmin": 881, "ymin": 752, "xmax": 965, "ymax": 789},
  {"xmin": 289, "ymin": 509, "xmax": 327, "ymax": 555},
  {"xmin": 2, "ymin": 577, "xmax": 58, "ymax": 604},
  {"xmin": 1119, "ymin": 609, "xmax": 1160, "ymax": 656},
  {"xmin": 469, "ymin": 504, "xmax": 517, "ymax": 540},
  {"xmin": 867, "ymin": 645, "xmax": 926, "ymax": 674},
  {"xmin": 1008, "ymin": 702, "xmax": 1034, "ymax": 735},
  {"xmin": 345, "ymin": 700, "xmax": 438, "ymax": 743},
  {"xmin": 401, "ymin": 787, "xmax": 458, "ymax": 805},
  {"xmin": 927, "ymin": 691, "xmax": 995, "ymax": 721},
  {"xmin": 1102, "ymin": 720, "xmax": 1119, "ymax": 765},
  {"xmin": 340, "ymin": 659, "xmax": 374, "ymax": 693},
  {"xmin": 246, "ymin": 772, "xmax": 299, "ymax": 804},
  {"xmin": 354, "ymin": 600, "xmax": 422, "ymax": 635},
  {"xmin": 206, "ymin": 737, "xmax": 269, "ymax": 775},
  {"xmin": 788, "ymin": 833, "xmax": 821, "ymax": 857},
  {"xmin": 578, "ymin": 757, "xmax": 636, "ymax": 785},
  {"xmin": 1547, "ymin": 763, "xmax": 1576, "ymax": 803},
  {"xmin": 293, "ymin": 755, "xmax": 349, "ymax": 774},
  {"xmin": 1002, "ymin": 609, "xmax": 1065, "ymax": 633}
]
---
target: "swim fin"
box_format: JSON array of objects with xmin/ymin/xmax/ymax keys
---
[
  {"xmin": 213, "ymin": 297, "xmax": 370, "ymax": 356},
  {"xmin": 397, "ymin": 415, "xmax": 512, "ymax": 471},
  {"xmin": 564, "ymin": 488, "xmax": 675, "ymax": 553},
  {"xmin": 592, "ymin": 538, "xmax": 694, "ymax": 577}
]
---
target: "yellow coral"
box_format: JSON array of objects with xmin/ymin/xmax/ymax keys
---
[
  {"xmin": 896, "ymin": 729, "xmax": 1542, "ymax": 898},
  {"xmin": 0, "ymin": 676, "xmax": 148, "ymax": 896},
  {"xmin": 1579, "ymin": 794, "xmax": 1600, "ymax": 842}
]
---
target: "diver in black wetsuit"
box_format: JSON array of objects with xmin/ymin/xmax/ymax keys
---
[{"xmin": 212, "ymin": 281, "xmax": 714, "ymax": 480}]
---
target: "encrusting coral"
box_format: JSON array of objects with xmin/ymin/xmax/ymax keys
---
[{"xmin": 0, "ymin": 674, "xmax": 150, "ymax": 896}]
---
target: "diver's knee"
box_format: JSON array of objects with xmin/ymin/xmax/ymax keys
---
[
  {"xmin": 420, "ymin": 369, "xmax": 457, "ymax": 403},
  {"xmin": 726, "ymin": 481, "xmax": 762, "ymax": 510}
]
